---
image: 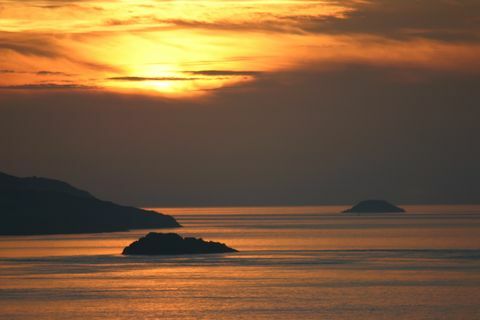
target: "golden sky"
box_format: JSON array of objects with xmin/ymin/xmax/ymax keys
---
[{"xmin": 1, "ymin": 0, "xmax": 479, "ymax": 97}]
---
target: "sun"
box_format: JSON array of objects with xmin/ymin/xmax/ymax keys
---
[{"xmin": 0, "ymin": 0, "xmax": 354, "ymax": 97}]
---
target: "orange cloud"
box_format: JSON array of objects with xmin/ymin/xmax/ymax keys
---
[{"xmin": 1, "ymin": 0, "xmax": 479, "ymax": 97}]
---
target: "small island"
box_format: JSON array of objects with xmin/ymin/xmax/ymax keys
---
[
  {"xmin": 342, "ymin": 200, "xmax": 405, "ymax": 213},
  {"xmin": 122, "ymin": 232, "xmax": 238, "ymax": 255}
]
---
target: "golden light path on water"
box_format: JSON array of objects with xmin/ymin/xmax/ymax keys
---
[{"xmin": 1, "ymin": 0, "xmax": 480, "ymax": 97}]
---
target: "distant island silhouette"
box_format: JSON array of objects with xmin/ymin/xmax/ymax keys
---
[
  {"xmin": 0, "ymin": 172, "xmax": 181, "ymax": 235},
  {"xmin": 122, "ymin": 232, "xmax": 238, "ymax": 255},
  {"xmin": 342, "ymin": 200, "xmax": 405, "ymax": 213}
]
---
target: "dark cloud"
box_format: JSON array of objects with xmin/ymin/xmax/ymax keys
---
[
  {"xmin": 0, "ymin": 32, "xmax": 119, "ymax": 73},
  {"xmin": 291, "ymin": 0, "xmax": 480, "ymax": 42},
  {"xmin": 104, "ymin": 15, "xmax": 154, "ymax": 27},
  {"xmin": 0, "ymin": 31, "xmax": 58, "ymax": 58},
  {"xmin": 0, "ymin": 39, "xmax": 58, "ymax": 57},
  {"xmin": 36, "ymin": 70, "xmax": 73, "ymax": 76},
  {"xmin": 161, "ymin": 18, "xmax": 300, "ymax": 34},
  {"xmin": 0, "ymin": 69, "xmax": 73, "ymax": 76},
  {"xmin": 188, "ymin": 70, "xmax": 263, "ymax": 76},
  {"xmin": 0, "ymin": 83, "xmax": 95, "ymax": 90},
  {"xmin": 104, "ymin": 18, "xmax": 137, "ymax": 26},
  {"xmin": 107, "ymin": 76, "xmax": 199, "ymax": 81},
  {"xmin": 0, "ymin": 0, "xmax": 95, "ymax": 7}
]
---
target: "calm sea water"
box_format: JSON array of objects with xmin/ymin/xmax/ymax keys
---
[{"xmin": 1, "ymin": 205, "xmax": 479, "ymax": 319}]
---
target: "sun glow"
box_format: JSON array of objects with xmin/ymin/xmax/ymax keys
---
[{"xmin": 1, "ymin": 0, "xmax": 479, "ymax": 97}]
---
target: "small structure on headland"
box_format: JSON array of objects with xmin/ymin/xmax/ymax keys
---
[
  {"xmin": 122, "ymin": 232, "xmax": 238, "ymax": 255},
  {"xmin": 342, "ymin": 200, "xmax": 405, "ymax": 213}
]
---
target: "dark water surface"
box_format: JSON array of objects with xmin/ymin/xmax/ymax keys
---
[{"xmin": 1, "ymin": 205, "xmax": 479, "ymax": 319}]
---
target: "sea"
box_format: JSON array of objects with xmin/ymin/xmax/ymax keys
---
[{"xmin": 0, "ymin": 205, "xmax": 479, "ymax": 319}]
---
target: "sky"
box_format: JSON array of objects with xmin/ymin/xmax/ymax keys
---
[{"xmin": 1, "ymin": 0, "xmax": 479, "ymax": 206}]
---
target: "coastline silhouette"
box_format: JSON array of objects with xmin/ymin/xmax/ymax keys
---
[{"xmin": 0, "ymin": 171, "xmax": 181, "ymax": 235}]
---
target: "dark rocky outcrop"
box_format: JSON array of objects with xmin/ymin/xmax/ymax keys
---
[
  {"xmin": 122, "ymin": 232, "xmax": 238, "ymax": 255},
  {"xmin": 342, "ymin": 200, "xmax": 405, "ymax": 213},
  {"xmin": 0, "ymin": 172, "xmax": 181, "ymax": 235}
]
